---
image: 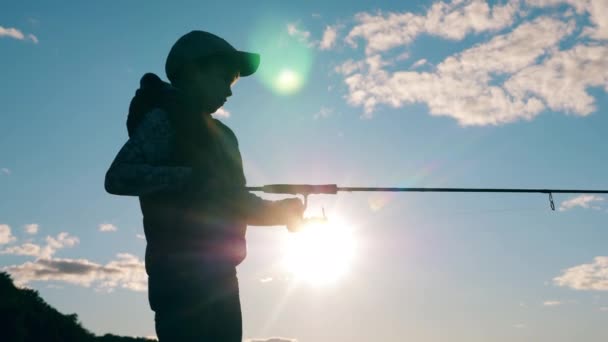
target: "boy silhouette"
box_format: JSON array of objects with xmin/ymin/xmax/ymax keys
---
[{"xmin": 105, "ymin": 30, "xmax": 304, "ymax": 341}]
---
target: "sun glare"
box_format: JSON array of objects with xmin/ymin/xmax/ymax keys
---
[
  {"xmin": 282, "ymin": 217, "xmax": 356, "ymax": 286},
  {"xmin": 276, "ymin": 69, "xmax": 302, "ymax": 94}
]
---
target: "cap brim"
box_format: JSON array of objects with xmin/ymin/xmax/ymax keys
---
[{"xmin": 234, "ymin": 51, "xmax": 260, "ymax": 77}]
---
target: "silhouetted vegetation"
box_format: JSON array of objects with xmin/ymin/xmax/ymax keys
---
[{"xmin": 0, "ymin": 272, "xmax": 155, "ymax": 342}]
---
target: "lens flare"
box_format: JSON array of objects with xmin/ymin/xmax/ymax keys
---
[
  {"xmin": 282, "ymin": 218, "xmax": 356, "ymax": 286},
  {"xmin": 276, "ymin": 69, "xmax": 302, "ymax": 94},
  {"xmin": 248, "ymin": 16, "xmax": 313, "ymax": 95}
]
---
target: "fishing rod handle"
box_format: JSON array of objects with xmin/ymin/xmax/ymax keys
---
[{"xmin": 261, "ymin": 184, "xmax": 338, "ymax": 195}]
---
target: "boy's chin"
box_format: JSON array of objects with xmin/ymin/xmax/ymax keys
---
[{"xmin": 202, "ymin": 103, "xmax": 222, "ymax": 114}]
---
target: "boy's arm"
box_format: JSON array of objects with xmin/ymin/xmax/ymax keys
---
[
  {"xmin": 243, "ymin": 192, "xmax": 303, "ymax": 227},
  {"xmin": 104, "ymin": 109, "xmax": 193, "ymax": 196}
]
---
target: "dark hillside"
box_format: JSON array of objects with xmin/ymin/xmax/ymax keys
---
[{"xmin": 0, "ymin": 272, "xmax": 154, "ymax": 342}]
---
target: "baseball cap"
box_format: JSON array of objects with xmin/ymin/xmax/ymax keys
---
[{"xmin": 165, "ymin": 30, "xmax": 260, "ymax": 83}]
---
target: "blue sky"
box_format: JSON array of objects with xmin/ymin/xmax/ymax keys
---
[{"xmin": 1, "ymin": 1, "xmax": 608, "ymax": 341}]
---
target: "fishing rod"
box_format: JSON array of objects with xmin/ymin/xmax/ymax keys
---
[{"xmin": 246, "ymin": 184, "xmax": 608, "ymax": 212}]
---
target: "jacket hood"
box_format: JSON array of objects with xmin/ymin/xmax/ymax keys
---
[{"xmin": 127, "ymin": 73, "xmax": 177, "ymax": 138}]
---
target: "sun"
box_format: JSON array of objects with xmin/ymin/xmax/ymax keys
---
[
  {"xmin": 275, "ymin": 68, "xmax": 303, "ymax": 94},
  {"xmin": 281, "ymin": 217, "xmax": 356, "ymax": 286}
]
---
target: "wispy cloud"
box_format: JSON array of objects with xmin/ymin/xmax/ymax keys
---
[
  {"xmin": 287, "ymin": 23, "xmax": 313, "ymax": 47},
  {"xmin": 244, "ymin": 338, "xmax": 298, "ymax": 342},
  {"xmin": 1, "ymin": 231, "xmax": 79, "ymax": 260},
  {"xmin": 4, "ymin": 253, "xmax": 147, "ymax": 292},
  {"xmin": 543, "ymin": 300, "xmax": 563, "ymax": 306},
  {"xmin": 527, "ymin": 0, "xmax": 608, "ymax": 40},
  {"xmin": 554, "ymin": 256, "xmax": 608, "ymax": 291},
  {"xmin": 0, "ymin": 224, "xmax": 16, "ymax": 245},
  {"xmin": 27, "ymin": 34, "xmax": 39, "ymax": 44},
  {"xmin": 287, "ymin": 22, "xmax": 343, "ymax": 51},
  {"xmin": 559, "ymin": 195, "xmax": 604, "ymax": 211},
  {"xmin": 43, "ymin": 232, "xmax": 79, "ymax": 257},
  {"xmin": 1, "ymin": 243, "xmax": 41, "ymax": 257},
  {"xmin": 334, "ymin": 59, "xmax": 365, "ymax": 76},
  {"xmin": 213, "ymin": 107, "xmax": 231, "ymax": 118},
  {"xmin": 24, "ymin": 224, "xmax": 39, "ymax": 235},
  {"xmin": 1, "ymin": 168, "xmax": 10, "ymax": 175},
  {"xmin": 345, "ymin": 0, "xmax": 520, "ymax": 54},
  {"xmin": 2, "ymin": 230, "xmax": 146, "ymax": 292},
  {"xmin": 319, "ymin": 25, "xmax": 339, "ymax": 50},
  {"xmin": 313, "ymin": 106, "xmax": 333, "ymax": 119},
  {"xmin": 98, "ymin": 223, "xmax": 118, "ymax": 232},
  {"xmin": 410, "ymin": 58, "xmax": 428, "ymax": 69},
  {"xmin": 0, "ymin": 25, "xmax": 38, "ymax": 43}
]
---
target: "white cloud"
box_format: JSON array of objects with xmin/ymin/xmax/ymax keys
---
[
  {"xmin": 24, "ymin": 224, "xmax": 39, "ymax": 235},
  {"xmin": 396, "ymin": 52, "xmax": 410, "ymax": 61},
  {"xmin": 513, "ymin": 323, "xmax": 526, "ymax": 328},
  {"xmin": 346, "ymin": 0, "xmax": 520, "ymax": 54},
  {"xmin": 527, "ymin": 0, "xmax": 608, "ymax": 40},
  {"xmin": 1, "ymin": 232, "xmax": 78, "ymax": 259},
  {"xmin": 287, "ymin": 22, "xmax": 342, "ymax": 50},
  {"xmin": 0, "ymin": 26, "xmax": 25, "ymax": 40},
  {"xmin": 136, "ymin": 234, "xmax": 145, "ymax": 240},
  {"xmin": 0, "ymin": 26, "xmax": 38, "ymax": 43},
  {"xmin": 287, "ymin": 23, "xmax": 313, "ymax": 47},
  {"xmin": 0, "ymin": 224, "xmax": 16, "ymax": 244},
  {"xmin": 40, "ymin": 232, "xmax": 79, "ymax": 258},
  {"xmin": 505, "ymin": 44, "xmax": 608, "ymax": 116},
  {"xmin": 559, "ymin": 195, "xmax": 604, "ymax": 211},
  {"xmin": 28, "ymin": 34, "xmax": 39, "ymax": 44},
  {"xmin": 2, "ymin": 230, "xmax": 145, "ymax": 292},
  {"xmin": 320, "ymin": 25, "xmax": 338, "ymax": 50},
  {"xmin": 213, "ymin": 107, "xmax": 231, "ymax": 118},
  {"xmin": 45, "ymin": 232, "xmax": 78, "ymax": 249},
  {"xmin": 1, "ymin": 168, "xmax": 10, "ymax": 175},
  {"xmin": 1, "ymin": 243, "xmax": 41, "ymax": 257},
  {"xmin": 3, "ymin": 253, "xmax": 147, "ymax": 292},
  {"xmin": 335, "ymin": 59, "xmax": 366, "ymax": 76},
  {"xmin": 314, "ymin": 106, "xmax": 333, "ymax": 119},
  {"xmin": 411, "ymin": 58, "xmax": 428, "ymax": 69},
  {"xmin": 543, "ymin": 300, "xmax": 563, "ymax": 306},
  {"xmin": 98, "ymin": 223, "xmax": 118, "ymax": 232},
  {"xmin": 554, "ymin": 256, "xmax": 608, "ymax": 291},
  {"xmin": 245, "ymin": 338, "xmax": 298, "ymax": 342},
  {"xmin": 600, "ymin": 307, "xmax": 608, "ymax": 311},
  {"xmin": 259, "ymin": 277, "xmax": 273, "ymax": 283},
  {"xmin": 333, "ymin": 1, "xmax": 608, "ymax": 125},
  {"xmin": 338, "ymin": 14, "xmax": 608, "ymax": 125}
]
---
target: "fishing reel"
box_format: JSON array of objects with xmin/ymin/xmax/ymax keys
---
[
  {"xmin": 284, "ymin": 192, "xmax": 329, "ymax": 233},
  {"xmin": 267, "ymin": 184, "xmax": 337, "ymax": 233}
]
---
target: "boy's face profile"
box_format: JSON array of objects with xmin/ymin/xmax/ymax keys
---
[{"xmin": 182, "ymin": 59, "xmax": 240, "ymax": 115}]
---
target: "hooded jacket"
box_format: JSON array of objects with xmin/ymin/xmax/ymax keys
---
[{"xmin": 105, "ymin": 73, "xmax": 269, "ymax": 278}]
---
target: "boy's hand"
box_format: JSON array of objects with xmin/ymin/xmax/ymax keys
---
[{"xmin": 275, "ymin": 198, "xmax": 305, "ymax": 232}]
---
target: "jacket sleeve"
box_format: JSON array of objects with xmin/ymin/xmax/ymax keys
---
[
  {"xmin": 104, "ymin": 108, "xmax": 193, "ymax": 196},
  {"xmin": 242, "ymin": 191, "xmax": 301, "ymax": 226}
]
